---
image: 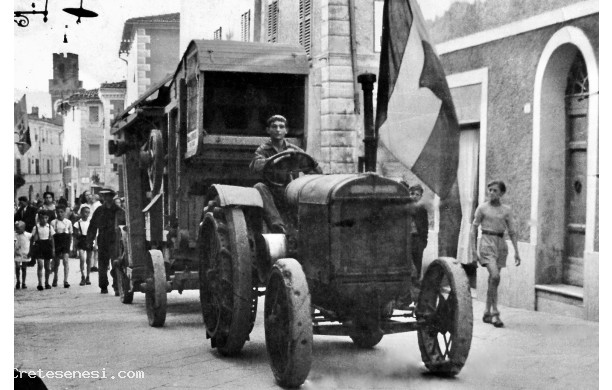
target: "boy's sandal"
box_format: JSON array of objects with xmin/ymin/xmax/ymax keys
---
[
  {"xmin": 483, "ymin": 313, "xmax": 493, "ymax": 324},
  {"xmin": 491, "ymin": 314, "xmax": 504, "ymax": 328}
]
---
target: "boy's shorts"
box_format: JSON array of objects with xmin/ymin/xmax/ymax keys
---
[
  {"xmin": 54, "ymin": 233, "xmax": 71, "ymax": 256},
  {"xmin": 478, "ymin": 234, "xmax": 508, "ymax": 268},
  {"xmin": 76, "ymin": 235, "xmax": 89, "ymax": 251}
]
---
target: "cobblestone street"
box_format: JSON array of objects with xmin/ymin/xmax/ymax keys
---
[{"xmin": 14, "ymin": 258, "xmax": 598, "ymax": 389}]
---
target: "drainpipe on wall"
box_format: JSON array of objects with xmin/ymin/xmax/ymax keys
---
[{"xmin": 348, "ymin": 0, "xmax": 360, "ymax": 114}]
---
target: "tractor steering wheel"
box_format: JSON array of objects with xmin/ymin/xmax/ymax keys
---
[{"xmin": 262, "ymin": 150, "xmax": 318, "ymax": 188}]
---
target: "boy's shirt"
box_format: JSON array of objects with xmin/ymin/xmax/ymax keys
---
[
  {"xmin": 33, "ymin": 224, "xmax": 55, "ymax": 240},
  {"xmin": 51, "ymin": 218, "xmax": 73, "ymax": 235},
  {"xmin": 74, "ymin": 218, "xmax": 90, "ymax": 236},
  {"xmin": 14, "ymin": 231, "xmax": 32, "ymax": 261},
  {"xmin": 472, "ymin": 201, "xmax": 516, "ymax": 235}
]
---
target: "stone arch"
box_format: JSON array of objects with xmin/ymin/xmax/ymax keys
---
[{"xmin": 530, "ymin": 26, "xmax": 598, "ymax": 284}]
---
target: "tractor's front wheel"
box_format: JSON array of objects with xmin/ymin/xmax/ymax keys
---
[
  {"xmin": 417, "ymin": 257, "xmax": 473, "ymax": 376},
  {"xmin": 264, "ymin": 258, "xmax": 312, "ymax": 388}
]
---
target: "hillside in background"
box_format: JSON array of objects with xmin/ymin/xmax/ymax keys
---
[{"xmin": 426, "ymin": 0, "xmax": 582, "ymax": 43}]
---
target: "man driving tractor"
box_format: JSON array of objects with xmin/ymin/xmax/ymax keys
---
[{"xmin": 249, "ymin": 115, "xmax": 322, "ymax": 234}]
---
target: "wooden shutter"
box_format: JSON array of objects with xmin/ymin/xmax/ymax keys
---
[
  {"xmin": 299, "ymin": 0, "xmax": 311, "ymax": 56},
  {"xmin": 241, "ymin": 10, "xmax": 251, "ymax": 42},
  {"xmin": 267, "ymin": 1, "xmax": 278, "ymax": 43}
]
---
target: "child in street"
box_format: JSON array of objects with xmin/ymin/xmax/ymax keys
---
[
  {"xmin": 470, "ymin": 180, "xmax": 521, "ymax": 328},
  {"xmin": 74, "ymin": 205, "xmax": 92, "ymax": 286},
  {"xmin": 14, "ymin": 221, "xmax": 31, "ymax": 289},
  {"xmin": 51, "ymin": 206, "xmax": 73, "ymax": 288},
  {"xmin": 32, "ymin": 210, "xmax": 55, "ymax": 291}
]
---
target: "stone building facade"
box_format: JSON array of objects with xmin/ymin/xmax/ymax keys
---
[
  {"xmin": 119, "ymin": 13, "xmax": 181, "ymax": 106},
  {"xmin": 14, "ymin": 112, "xmax": 64, "ymax": 202},
  {"xmin": 60, "ymin": 83, "xmax": 126, "ymax": 203},
  {"xmin": 49, "ymin": 53, "xmax": 83, "ymax": 120}
]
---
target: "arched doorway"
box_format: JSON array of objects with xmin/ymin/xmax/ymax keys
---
[
  {"xmin": 563, "ymin": 52, "xmax": 588, "ymax": 287},
  {"xmin": 532, "ymin": 26, "xmax": 598, "ymax": 296}
]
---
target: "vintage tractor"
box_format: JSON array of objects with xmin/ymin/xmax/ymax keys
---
[
  {"xmin": 199, "ymin": 151, "xmax": 473, "ymax": 387},
  {"xmin": 109, "ymin": 39, "xmax": 472, "ymax": 387}
]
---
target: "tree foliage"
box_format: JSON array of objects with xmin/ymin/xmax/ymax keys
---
[{"xmin": 426, "ymin": 0, "xmax": 581, "ymax": 43}]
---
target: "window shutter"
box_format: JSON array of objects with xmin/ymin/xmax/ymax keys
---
[
  {"xmin": 299, "ymin": 0, "xmax": 312, "ymax": 56},
  {"xmin": 267, "ymin": 1, "xmax": 278, "ymax": 43},
  {"xmin": 241, "ymin": 10, "xmax": 251, "ymax": 42}
]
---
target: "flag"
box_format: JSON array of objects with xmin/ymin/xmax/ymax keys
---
[
  {"xmin": 14, "ymin": 94, "xmax": 31, "ymax": 155},
  {"xmin": 375, "ymin": 0, "xmax": 461, "ymax": 257}
]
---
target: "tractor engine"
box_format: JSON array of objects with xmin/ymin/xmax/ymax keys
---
[{"xmin": 285, "ymin": 173, "xmax": 413, "ymax": 318}]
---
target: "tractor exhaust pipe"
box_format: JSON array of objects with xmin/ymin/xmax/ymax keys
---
[{"xmin": 357, "ymin": 73, "xmax": 377, "ymax": 173}]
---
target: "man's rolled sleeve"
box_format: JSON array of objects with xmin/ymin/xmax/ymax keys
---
[{"xmin": 249, "ymin": 146, "xmax": 268, "ymax": 174}]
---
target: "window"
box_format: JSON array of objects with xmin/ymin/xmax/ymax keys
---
[
  {"xmin": 374, "ymin": 1, "xmax": 384, "ymax": 53},
  {"xmin": 28, "ymin": 158, "xmax": 31, "ymax": 174},
  {"xmin": 213, "ymin": 27, "xmax": 223, "ymax": 40},
  {"xmin": 267, "ymin": 1, "xmax": 279, "ymax": 43},
  {"xmin": 15, "ymin": 159, "xmax": 21, "ymax": 175},
  {"xmin": 59, "ymin": 159, "xmax": 63, "ymax": 172},
  {"xmin": 88, "ymin": 144, "xmax": 101, "ymax": 166},
  {"xmin": 187, "ymin": 77, "xmax": 198, "ymax": 134},
  {"xmin": 241, "ymin": 10, "xmax": 251, "ymax": 42},
  {"xmin": 89, "ymin": 106, "xmax": 99, "ymax": 123},
  {"xmin": 299, "ymin": 0, "xmax": 311, "ymax": 56},
  {"xmin": 47, "ymin": 159, "xmax": 50, "ymax": 174},
  {"xmin": 35, "ymin": 159, "xmax": 40, "ymax": 175},
  {"xmin": 110, "ymin": 99, "xmax": 124, "ymax": 119}
]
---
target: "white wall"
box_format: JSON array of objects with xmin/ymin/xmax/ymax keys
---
[
  {"xmin": 62, "ymin": 108, "xmax": 82, "ymax": 160},
  {"xmin": 180, "ymin": 0, "xmax": 255, "ymax": 55}
]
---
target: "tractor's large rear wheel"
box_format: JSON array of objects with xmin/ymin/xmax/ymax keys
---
[
  {"xmin": 199, "ymin": 207, "xmax": 254, "ymax": 356},
  {"xmin": 417, "ymin": 257, "xmax": 473, "ymax": 376},
  {"xmin": 264, "ymin": 258, "xmax": 312, "ymax": 388}
]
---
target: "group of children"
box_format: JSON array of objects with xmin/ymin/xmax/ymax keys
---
[{"xmin": 14, "ymin": 204, "xmax": 94, "ymax": 291}]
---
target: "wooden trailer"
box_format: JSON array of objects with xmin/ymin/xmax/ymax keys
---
[{"xmin": 109, "ymin": 39, "xmax": 310, "ymax": 327}]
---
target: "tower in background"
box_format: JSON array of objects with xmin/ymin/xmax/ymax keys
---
[{"xmin": 49, "ymin": 53, "xmax": 83, "ymax": 119}]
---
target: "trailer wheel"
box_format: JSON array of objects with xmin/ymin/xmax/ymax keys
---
[
  {"xmin": 199, "ymin": 207, "xmax": 254, "ymax": 356},
  {"xmin": 116, "ymin": 265, "xmax": 133, "ymax": 304},
  {"xmin": 417, "ymin": 257, "xmax": 473, "ymax": 376},
  {"xmin": 115, "ymin": 228, "xmax": 133, "ymax": 304},
  {"xmin": 145, "ymin": 250, "xmax": 167, "ymax": 327},
  {"xmin": 265, "ymin": 258, "xmax": 312, "ymax": 388}
]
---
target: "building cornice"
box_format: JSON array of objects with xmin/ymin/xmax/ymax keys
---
[{"xmin": 436, "ymin": 0, "xmax": 598, "ymax": 55}]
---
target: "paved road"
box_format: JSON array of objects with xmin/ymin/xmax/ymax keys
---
[{"xmin": 14, "ymin": 258, "xmax": 598, "ymax": 389}]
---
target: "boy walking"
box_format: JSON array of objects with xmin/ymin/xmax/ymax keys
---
[
  {"xmin": 32, "ymin": 210, "xmax": 55, "ymax": 291},
  {"xmin": 50, "ymin": 206, "xmax": 73, "ymax": 288},
  {"xmin": 14, "ymin": 221, "xmax": 31, "ymax": 289},
  {"xmin": 74, "ymin": 205, "xmax": 92, "ymax": 286},
  {"xmin": 470, "ymin": 180, "xmax": 521, "ymax": 327}
]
